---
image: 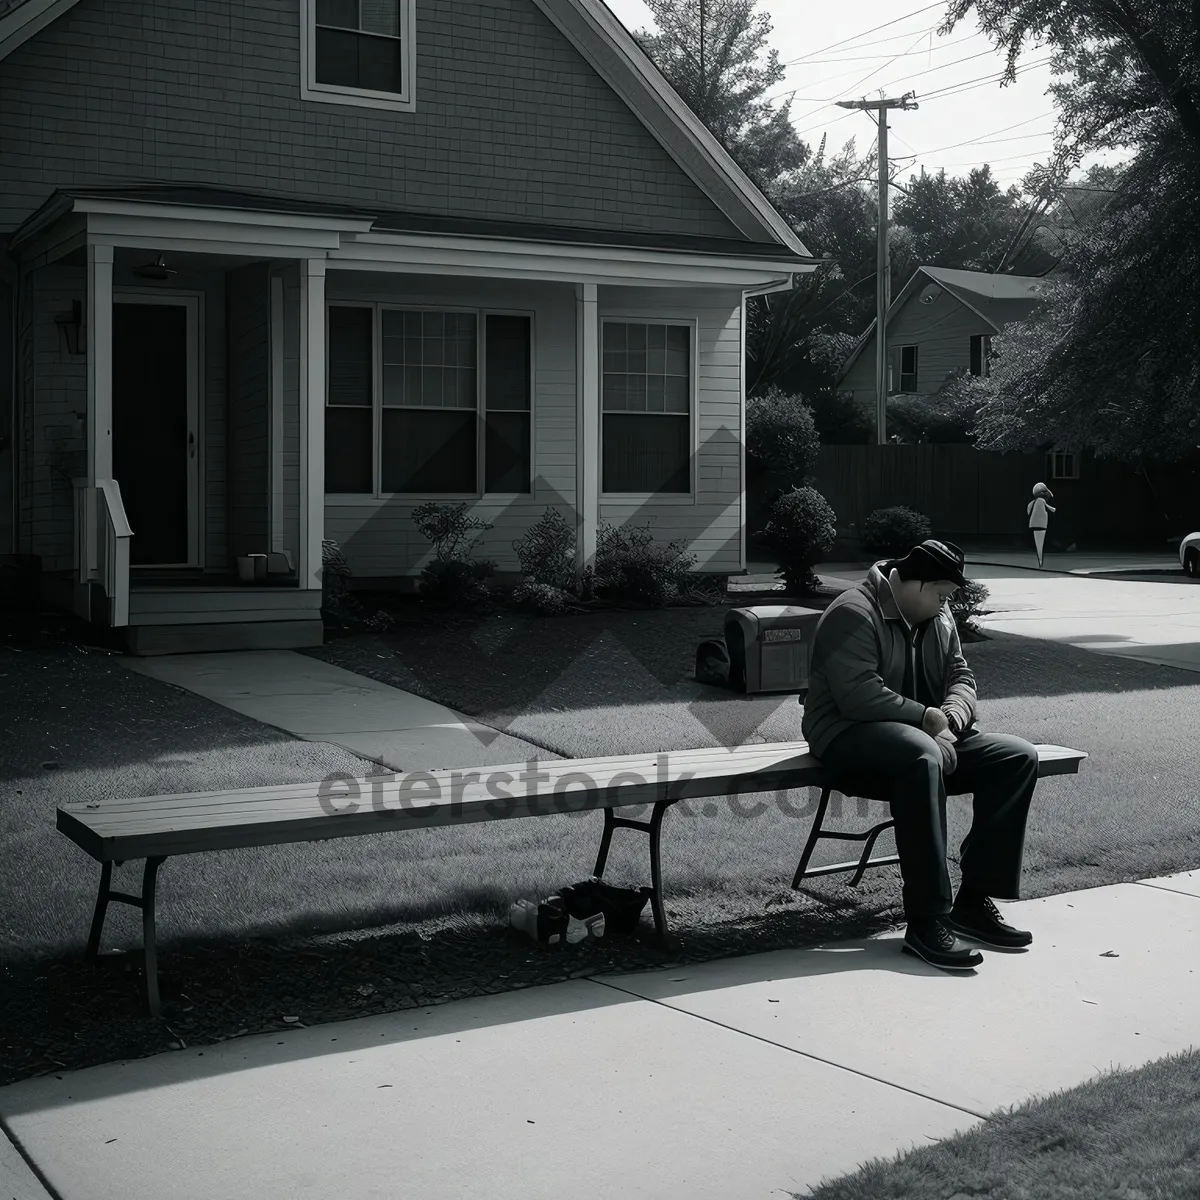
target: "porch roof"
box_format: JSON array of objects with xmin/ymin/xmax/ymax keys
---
[
  {"xmin": 9, "ymin": 184, "xmax": 818, "ymax": 288},
  {"xmin": 9, "ymin": 183, "xmax": 821, "ymax": 266}
]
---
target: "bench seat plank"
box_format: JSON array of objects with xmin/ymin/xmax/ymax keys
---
[{"xmin": 58, "ymin": 741, "xmax": 1087, "ymax": 863}]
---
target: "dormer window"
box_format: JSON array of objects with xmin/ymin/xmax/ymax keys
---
[{"xmin": 301, "ymin": 1, "xmax": 416, "ymax": 112}]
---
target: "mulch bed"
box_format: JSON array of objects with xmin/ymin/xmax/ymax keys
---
[{"xmin": 0, "ymin": 898, "xmax": 899, "ymax": 1088}]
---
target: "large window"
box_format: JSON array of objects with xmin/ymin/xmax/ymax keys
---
[
  {"xmin": 601, "ymin": 321, "xmax": 692, "ymax": 495},
  {"xmin": 325, "ymin": 305, "xmax": 532, "ymax": 497},
  {"xmin": 303, "ymin": 0, "xmax": 416, "ymax": 112},
  {"xmin": 898, "ymin": 344, "xmax": 919, "ymax": 393}
]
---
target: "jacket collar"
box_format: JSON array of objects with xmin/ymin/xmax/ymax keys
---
[{"xmin": 864, "ymin": 562, "xmax": 905, "ymax": 622}]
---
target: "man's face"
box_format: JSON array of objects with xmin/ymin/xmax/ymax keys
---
[{"xmin": 890, "ymin": 573, "xmax": 959, "ymax": 623}]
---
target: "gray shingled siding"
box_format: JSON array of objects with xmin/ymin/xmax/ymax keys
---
[
  {"xmin": 0, "ymin": 0, "xmax": 739, "ymax": 240},
  {"xmin": 20, "ymin": 265, "xmax": 84, "ymax": 572},
  {"xmin": 226, "ymin": 261, "xmax": 271, "ymax": 561},
  {"xmin": 0, "ymin": 277, "xmax": 14, "ymax": 554}
]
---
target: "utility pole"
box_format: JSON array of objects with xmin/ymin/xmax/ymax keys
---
[{"xmin": 836, "ymin": 92, "xmax": 918, "ymax": 445}]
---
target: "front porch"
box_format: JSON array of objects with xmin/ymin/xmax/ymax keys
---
[{"xmin": 7, "ymin": 187, "xmax": 810, "ymax": 653}]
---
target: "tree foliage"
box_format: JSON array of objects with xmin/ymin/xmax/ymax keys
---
[
  {"xmin": 634, "ymin": 0, "xmax": 807, "ymax": 194},
  {"xmin": 940, "ymin": 0, "xmax": 1200, "ymax": 459}
]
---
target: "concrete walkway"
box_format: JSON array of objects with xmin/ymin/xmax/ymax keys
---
[
  {"xmin": 2, "ymin": 869, "xmax": 1196, "ymax": 1200},
  {"xmin": 122, "ymin": 650, "xmax": 554, "ymax": 772}
]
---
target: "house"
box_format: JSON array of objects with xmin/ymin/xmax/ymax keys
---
[
  {"xmin": 0, "ymin": 0, "xmax": 817, "ymax": 653},
  {"xmin": 836, "ymin": 265, "xmax": 1046, "ymax": 415}
]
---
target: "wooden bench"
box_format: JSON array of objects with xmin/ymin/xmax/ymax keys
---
[{"xmin": 58, "ymin": 741, "xmax": 1086, "ymax": 1016}]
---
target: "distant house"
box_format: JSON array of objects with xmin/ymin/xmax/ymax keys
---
[
  {"xmin": 836, "ymin": 265, "xmax": 1047, "ymax": 410},
  {"xmin": 0, "ymin": 0, "xmax": 818, "ymax": 652}
]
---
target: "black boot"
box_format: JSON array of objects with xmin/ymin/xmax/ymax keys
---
[{"xmin": 903, "ymin": 917, "xmax": 983, "ymax": 971}]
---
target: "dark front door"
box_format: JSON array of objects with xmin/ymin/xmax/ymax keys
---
[{"xmin": 112, "ymin": 302, "xmax": 191, "ymax": 566}]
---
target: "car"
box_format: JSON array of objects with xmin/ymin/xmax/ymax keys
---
[{"xmin": 1181, "ymin": 532, "xmax": 1200, "ymax": 578}]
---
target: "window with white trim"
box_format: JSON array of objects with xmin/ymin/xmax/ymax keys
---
[
  {"xmin": 325, "ymin": 304, "xmax": 532, "ymax": 497},
  {"xmin": 898, "ymin": 344, "xmax": 919, "ymax": 392},
  {"xmin": 601, "ymin": 321, "xmax": 692, "ymax": 495},
  {"xmin": 302, "ymin": 0, "xmax": 416, "ymax": 112},
  {"xmin": 1048, "ymin": 450, "xmax": 1079, "ymax": 480}
]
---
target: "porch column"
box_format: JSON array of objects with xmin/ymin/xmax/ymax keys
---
[
  {"xmin": 298, "ymin": 257, "xmax": 326, "ymax": 590},
  {"xmin": 84, "ymin": 242, "xmax": 114, "ymax": 579},
  {"xmin": 575, "ymin": 282, "xmax": 599, "ymax": 574}
]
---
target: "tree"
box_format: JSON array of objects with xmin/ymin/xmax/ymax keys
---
[
  {"xmin": 633, "ymin": 0, "xmax": 807, "ymax": 195},
  {"xmin": 891, "ymin": 165, "xmax": 1057, "ymax": 277},
  {"xmin": 940, "ymin": 0, "xmax": 1200, "ymax": 460}
]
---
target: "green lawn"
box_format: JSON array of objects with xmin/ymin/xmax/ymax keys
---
[
  {"xmin": 4, "ymin": 604, "xmax": 1200, "ymax": 965},
  {"xmin": 799, "ymin": 1049, "xmax": 1200, "ymax": 1199}
]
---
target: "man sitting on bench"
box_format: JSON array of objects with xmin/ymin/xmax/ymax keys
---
[{"xmin": 801, "ymin": 538, "xmax": 1039, "ymax": 971}]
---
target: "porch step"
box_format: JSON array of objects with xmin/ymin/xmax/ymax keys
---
[
  {"xmin": 128, "ymin": 585, "xmax": 322, "ymax": 625},
  {"xmin": 125, "ymin": 619, "xmax": 325, "ymax": 656}
]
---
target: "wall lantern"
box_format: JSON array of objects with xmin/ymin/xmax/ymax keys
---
[{"xmin": 55, "ymin": 299, "xmax": 86, "ymax": 356}]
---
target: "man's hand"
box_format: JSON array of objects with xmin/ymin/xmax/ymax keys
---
[{"xmin": 921, "ymin": 707, "xmax": 950, "ymax": 738}]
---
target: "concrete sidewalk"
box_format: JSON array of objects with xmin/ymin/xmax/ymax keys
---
[
  {"xmin": 122, "ymin": 650, "xmax": 555, "ymax": 772},
  {"xmin": 3, "ymin": 870, "xmax": 1197, "ymax": 1200}
]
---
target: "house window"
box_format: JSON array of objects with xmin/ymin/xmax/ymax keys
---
[
  {"xmin": 970, "ymin": 334, "xmax": 991, "ymax": 377},
  {"xmin": 302, "ymin": 0, "xmax": 416, "ymax": 112},
  {"xmin": 601, "ymin": 321, "xmax": 692, "ymax": 495},
  {"xmin": 1048, "ymin": 450, "xmax": 1079, "ymax": 480},
  {"xmin": 898, "ymin": 345, "xmax": 919, "ymax": 392},
  {"xmin": 325, "ymin": 304, "xmax": 532, "ymax": 497}
]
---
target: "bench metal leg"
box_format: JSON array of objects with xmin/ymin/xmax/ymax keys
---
[
  {"xmin": 83, "ymin": 856, "xmax": 168, "ymax": 1018},
  {"xmin": 791, "ymin": 789, "xmax": 898, "ymax": 890},
  {"xmin": 593, "ymin": 799, "xmax": 677, "ymax": 943},
  {"xmin": 791, "ymin": 788, "xmax": 832, "ymax": 889}
]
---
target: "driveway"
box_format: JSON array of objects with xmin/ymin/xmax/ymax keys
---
[
  {"xmin": 968, "ymin": 565, "xmax": 1200, "ymax": 674},
  {"xmin": 793, "ymin": 555, "xmax": 1200, "ymax": 674}
]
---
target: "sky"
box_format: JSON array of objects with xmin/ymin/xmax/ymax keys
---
[{"xmin": 601, "ymin": 0, "xmax": 1119, "ymax": 193}]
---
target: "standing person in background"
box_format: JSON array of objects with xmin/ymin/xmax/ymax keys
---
[{"xmin": 1027, "ymin": 483, "xmax": 1056, "ymax": 568}]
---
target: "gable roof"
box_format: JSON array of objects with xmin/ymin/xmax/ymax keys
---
[
  {"xmin": 836, "ymin": 264, "xmax": 1047, "ymax": 383},
  {"xmin": 0, "ymin": 0, "xmax": 814, "ymax": 260}
]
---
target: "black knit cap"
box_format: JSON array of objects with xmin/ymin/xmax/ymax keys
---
[{"xmin": 886, "ymin": 538, "xmax": 968, "ymax": 588}]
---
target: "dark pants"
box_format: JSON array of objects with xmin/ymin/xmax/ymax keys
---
[{"xmin": 820, "ymin": 723, "xmax": 1040, "ymax": 920}]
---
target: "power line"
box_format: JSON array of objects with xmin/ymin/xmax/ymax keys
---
[
  {"xmin": 909, "ymin": 112, "xmax": 1057, "ymax": 155},
  {"xmin": 770, "ymin": 43, "xmax": 1010, "ymax": 110},
  {"xmin": 776, "ymin": 32, "xmax": 979, "ymax": 70},
  {"xmin": 920, "ymin": 57, "xmax": 1055, "ymax": 101},
  {"xmin": 775, "ymin": 2, "xmax": 947, "ymax": 67}
]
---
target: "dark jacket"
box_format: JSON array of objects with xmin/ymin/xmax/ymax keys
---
[{"xmin": 801, "ymin": 563, "xmax": 978, "ymax": 758}]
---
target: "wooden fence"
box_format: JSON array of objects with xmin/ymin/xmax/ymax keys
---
[{"xmin": 749, "ymin": 446, "xmax": 1199, "ymax": 550}]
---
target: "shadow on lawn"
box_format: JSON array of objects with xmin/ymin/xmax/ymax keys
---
[{"xmin": 0, "ymin": 894, "xmax": 902, "ymax": 1092}]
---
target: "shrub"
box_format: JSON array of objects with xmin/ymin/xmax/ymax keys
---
[
  {"xmin": 593, "ymin": 522, "xmax": 698, "ymax": 608},
  {"xmin": 412, "ymin": 502, "xmax": 495, "ymax": 610},
  {"xmin": 760, "ymin": 486, "xmax": 837, "ymax": 595},
  {"xmin": 412, "ymin": 502, "xmax": 492, "ymax": 561},
  {"xmin": 512, "ymin": 508, "xmax": 577, "ymax": 592},
  {"xmin": 319, "ymin": 538, "xmax": 393, "ymax": 630},
  {"xmin": 511, "ymin": 580, "xmax": 574, "ymax": 615},
  {"xmin": 860, "ymin": 506, "xmax": 932, "ymax": 559},
  {"xmin": 417, "ymin": 557, "xmax": 495, "ymax": 610},
  {"xmin": 745, "ymin": 387, "xmax": 821, "ymax": 483},
  {"xmin": 950, "ymin": 579, "xmax": 990, "ymax": 639}
]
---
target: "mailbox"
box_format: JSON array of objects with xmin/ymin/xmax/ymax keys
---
[{"xmin": 724, "ymin": 604, "xmax": 821, "ymax": 694}]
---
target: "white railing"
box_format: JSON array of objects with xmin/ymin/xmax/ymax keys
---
[
  {"xmin": 73, "ymin": 478, "xmax": 132, "ymax": 626},
  {"xmin": 96, "ymin": 479, "xmax": 132, "ymax": 627}
]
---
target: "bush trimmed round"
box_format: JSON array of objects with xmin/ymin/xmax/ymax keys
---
[
  {"xmin": 761, "ymin": 486, "xmax": 837, "ymax": 594},
  {"xmin": 861, "ymin": 506, "xmax": 932, "ymax": 559}
]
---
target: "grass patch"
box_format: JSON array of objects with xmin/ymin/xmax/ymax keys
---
[{"xmin": 799, "ymin": 1048, "xmax": 1200, "ymax": 1199}]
